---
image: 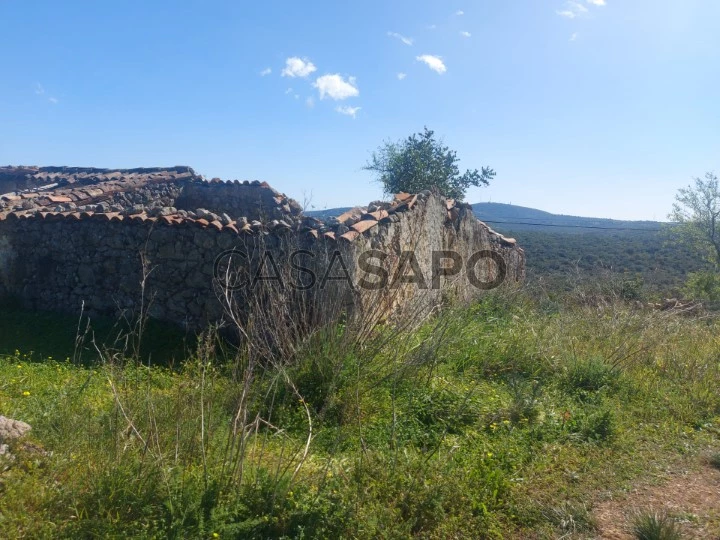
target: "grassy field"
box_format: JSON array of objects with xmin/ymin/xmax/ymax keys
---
[{"xmin": 1, "ymin": 287, "xmax": 719, "ymax": 538}]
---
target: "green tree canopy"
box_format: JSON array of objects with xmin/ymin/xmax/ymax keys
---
[
  {"xmin": 669, "ymin": 172, "xmax": 720, "ymax": 266},
  {"xmin": 668, "ymin": 172, "xmax": 720, "ymax": 302},
  {"xmin": 363, "ymin": 127, "xmax": 495, "ymax": 201}
]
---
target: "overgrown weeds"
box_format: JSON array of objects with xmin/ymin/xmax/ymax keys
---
[
  {"xmin": 631, "ymin": 511, "xmax": 682, "ymax": 540},
  {"xmin": 1, "ymin": 286, "xmax": 720, "ymax": 537}
]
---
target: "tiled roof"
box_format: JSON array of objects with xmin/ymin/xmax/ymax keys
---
[
  {"xmin": 0, "ymin": 165, "xmax": 198, "ymax": 187},
  {"xmin": 0, "ymin": 166, "xmax": 517, "ymax": 246},
  {"xmin": 0, "ymin": 188, "xmax": 518, "ymax": 246}
]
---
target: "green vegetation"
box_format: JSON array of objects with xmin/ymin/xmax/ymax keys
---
[
  {"xmin": 363, "ymin": 127, "xmax": 495, "ymax": 201},
  {"xmin": 312, "ymin": 201, "xmax": 705, "ymax": 296},
  {"xmin": 0, "ymin": 298, "xmax": 191, "ymax": 367},
  {"xmin": 667, "ymin": 172, "xmax": 720, "ymax": 302},
  {"xmin": 2, "ymin": 287, "xmax": 719, "ymax": 538},
  {"xmin": 631, "ymin": 512, "xmax": 682, "ymax": 540},
  {"xmin": 669, "ymin": 172, "xmax": 720, "ymax": 265},
  {"xmin": 496, "ymin": 228, "xmax": 703, "ymax": 295}
]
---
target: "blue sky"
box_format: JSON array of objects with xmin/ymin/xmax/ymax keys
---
[{"xmin": 1, "ymin": 0, "xmax": 719, "ymax": 220}]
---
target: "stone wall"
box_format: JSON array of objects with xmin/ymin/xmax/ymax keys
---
[
  {"xmin": 0, "ymin": 193, "xmax": 524, "ymax": 331},
  {"xmin": 0, "ymin": 165, "xmax": 525, "ymax": 332},
  {"xmin": 175, "ymin": 180, "xmax": 303, "ymax": 221}
]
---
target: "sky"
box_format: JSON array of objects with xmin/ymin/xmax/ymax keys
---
[{"xmin": 1, "ymin": 0, "xmax": 719, "ymax": 221}]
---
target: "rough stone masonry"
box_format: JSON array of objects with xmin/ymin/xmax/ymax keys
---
[{"xmin": 0, "ymin": 166, "xmax": 525, "ymax": 331}]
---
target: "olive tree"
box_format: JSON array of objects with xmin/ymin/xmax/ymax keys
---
[
  {"xmin": 669, "ymin": 172, "xmax": 720, "ymax": 301},
  {"xmin": 363, "ymin": 127, "xmax": 495, "ymax": 201}
]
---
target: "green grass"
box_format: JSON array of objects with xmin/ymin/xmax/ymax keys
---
[
  {"xmin": 1, "ymin": 290, "xmax": 719, "ymax": 538},
  {"xmin": 631, "ymin": 512, "xmax": 682, "ymax": 540}
]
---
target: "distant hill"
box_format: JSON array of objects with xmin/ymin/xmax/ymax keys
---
[
  {"xmin": 307, "ymin": 201, "xmax": 664, "ymax": 234},
  {"xmin": 471, "ymin": 202, "xmax": 662, "ymax": 234},
  {"xmin": 306, "ymin": 201, "xmax": 701, "ymax": 294},
  {"xmin": 305, "ymin": 207, "xmax": 353, "ymax": 221}
]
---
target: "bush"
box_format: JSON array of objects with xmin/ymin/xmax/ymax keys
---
[
  {"xmin": 566, "ymin": 408, "xmax": 616, "ymax": 443},
  {"xmin": 507, "ymin": 377, "xmax": 543, "ymax": 425},
  {"xmin": 631, "ymin": 511, "xmax": 682, "ymax": 540},
  {"xmin": 561, "ymin": 357, "xmax": 620, "ymax": 399}
]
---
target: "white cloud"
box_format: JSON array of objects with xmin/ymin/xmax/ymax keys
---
[
  {"xmin": 570, "ymin": 32, "xmax": 579, "ymax": 41},
  {"xmin": 416, "ymin": 55, "xmax": 446, "ymax": 74},
  {"xmin": 427, "ymin": 24, "xmax": 437, "ymax": 30},
  {"xmin": 574, "ymin": 1, "xmax": 589, "ymax": 11},
  {"xmin": 455, "ymin": 10, "xmax": 464, "ymax": 15},
  {"xmin": 259, "ymin": 67, "xmax": 272, "ymax": 76},
  {"xmin": 460, "ymin": 31, "xmax": 471, "ymax": 38},
  {"xmin": 48, "ymin": 97, "xmax": 58, "ymax": 104},
  {"xmin": 397, "ymin": 72, "xmax": 407, "ymax": 80},
  {"xmin": 587, "ymin": 0, "xmax": 606, "ymax": 5},
  {"xmin": 313, "ymin": 74, "xmax": 359, "ymax": 100},
  {"xmin": 387, "ymin": 31, "xmax": 413, "ymax": 46},
  {"xmin": 336, "ymin": 105, "xmax": 361, "ymax": 118},
  {"xmin": 306, "ymin": 97, "xmax": 315, "ymax": 108},
  {"xmin": 556, "ymin": 1, "xmax": 588, "ymax": 18},
  {"xmin": 281, "ymin": 57, "xmax": 317, "ymax": 78},
  {"xmin": 285, "ymin": 87, "xmax": 293, "ymax": 94}
]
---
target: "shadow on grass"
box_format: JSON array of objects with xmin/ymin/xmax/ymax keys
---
[{"xmin": 0, "ymin": 299, "xmax": 194, "ymax": 367}]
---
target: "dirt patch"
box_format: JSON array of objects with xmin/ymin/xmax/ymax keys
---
[{"xmin": 593, "ymin": 461, "xmax": 720, "ymax": 539}]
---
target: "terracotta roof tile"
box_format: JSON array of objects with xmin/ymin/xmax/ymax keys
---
[
  {"xmin": 340, "ymin": 230, "xmax": 360, "ymax": 242},
  {"xmin": 365, "ymin": 210, "xmax": 389, "ymax": 221},
  {"xmin": 351, "ymin": 219, "xmax": 378, "ymax": 234},
  {"xmin": 336, "ymin": 207, "xmax": 366, "ymax": 226}
]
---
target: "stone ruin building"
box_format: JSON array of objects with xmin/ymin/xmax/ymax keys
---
[{"xmin": 0, "ymin": 166, "xmax": 525, "ymax": 333}]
